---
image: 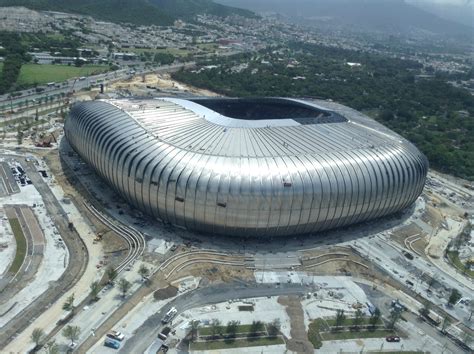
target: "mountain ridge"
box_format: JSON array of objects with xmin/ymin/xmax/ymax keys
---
[
  {"xmin": 0, "ymin": 0, "xmax": 255, "ymax": 26},
  {"xmin": 217, "ymin": 0, "xmax": 471, "ymax": 37}
]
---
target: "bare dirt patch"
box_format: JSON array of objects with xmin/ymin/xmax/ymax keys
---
[
  {"xmin": 45, "ymin": 149, "xmax": 128, "ymax": 267},
  {"xmin": 421, "ymin": 205, "xmax": 443, "ymax": 228},
  {"xmin": 301, "ymin": 247, "xmax": 371, "ymax": 278},
  {"xmin": 110, "ymin": 73, "xmax": 219, "ymax": 97},
  {"xmin": 153, "ymin": 285, "xmax": 178, "ymax": 300},
  {"xmin": 392, "ymin": 223, "xmax": 423, "ymax": 241},
  {"xmin": 278, "ymin": 295, "xmax": 314, "ymax": 354},
  {"xmin": 170, "ymin": 263, "xmax": 254, "ymax": 284}
]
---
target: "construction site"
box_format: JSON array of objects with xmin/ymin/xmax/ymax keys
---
[{"xmin": 0, "ymin": 70, "xmax": 473, "ymax": 354}]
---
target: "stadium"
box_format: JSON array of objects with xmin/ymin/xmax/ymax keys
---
[{"xmin": 64, "ymin": 97, "xmax": 428, "ymax": 237}]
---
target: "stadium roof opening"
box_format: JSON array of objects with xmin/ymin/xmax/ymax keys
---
[{"xmin": 190, "ymin": 97, "xmax": 347, "ymax": 124}]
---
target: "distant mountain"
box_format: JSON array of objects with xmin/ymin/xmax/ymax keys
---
[
  {"xmin": 217, "ymin": 0, "xmax": 470, "ymax": 37},
  {"xmin": 150, "ymin": 0, "xmax": 255, "ymax": 19},
  {"xmin": 407, "ymin": 0, "xmax": 474, "ymax": 28},
  {"xmin": 0, "ymin": 0, "xmax": 255, "ymax": 26}
]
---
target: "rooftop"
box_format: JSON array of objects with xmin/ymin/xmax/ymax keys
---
[{"xmin": 102, "ymin": 97, "xmax": 405, "ymax": 158}]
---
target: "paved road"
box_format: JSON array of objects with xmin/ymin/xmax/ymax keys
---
[
  {"xmin": 361, "ymin": 283, "xmax": 466, "ymax": 354},
  {"xmin": 0, "ymin": 162, "xmax": 19, "ymax": 196},
  {"xmin": 0, "ymin": 206, "xmax": 42, "ymax": 296},
  {"xmin": 0, "ymin": 62, "xmax": 195, "ymax": 112},
  {"xmin": 352, "ymin": 235, "xmax": 472, "ymax": 327},
  {"xmin": 119, "ymin": 283, "xmax": 307, "ymax": 353},
  {"xmin": 0, "ymin": 156, "xmax": 89, "ymax": 348}
]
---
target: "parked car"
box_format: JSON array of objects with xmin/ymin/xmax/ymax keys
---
[
  {"xmin": 161, "ymin": 307, "xmax": 177, "ymax": 324},
  {"xmin": 104, "ymin": 338, "xmax": 120, "ymax": 349},
  {"xmin": 106, "ymin": 330, "xmax": 125, "ymax": 341},
  {"xmin": 386, "ymin": 335, "xmax": 401, "ymax": 342}
]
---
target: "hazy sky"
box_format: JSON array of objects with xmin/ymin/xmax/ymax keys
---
[{"xmin": 420, "ymin": 0, "xmax": 471, "ymax": 3}]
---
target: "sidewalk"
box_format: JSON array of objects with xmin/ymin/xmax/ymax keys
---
[{"xmin": 3, "ymin": 179, "xmax": 103, "ymax": 353}]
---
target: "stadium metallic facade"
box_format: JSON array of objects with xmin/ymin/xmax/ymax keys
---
[{"xmin": 65, "ymin": 98, "xmax": 428, "ymax": 237}]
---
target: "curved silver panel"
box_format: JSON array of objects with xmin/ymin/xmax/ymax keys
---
[{"xmin": 65, "ymin": 98, "xmax": 428, "ymax": 237}]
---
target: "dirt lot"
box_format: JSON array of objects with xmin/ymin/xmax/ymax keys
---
[
  {"xmin": 44, "ymin": 150, "xmax": 128, "ymax": 267},
  {"xmin": 278, "ymin": 295, "xmax": 314, "ymax": 354},
  {"xmin": 110, "ymin": 72, "xmax": 219, "ymax": 97},
  {"xmin": 301, "ymin": 247, "xmax": 372, "ymax": 278},
  {"xmin": 421, "ymin": 204, "xmax": 444, "ymax": 228},
  {"xmin": 170, "ymin": 263, "xmax": 254, "ymax": 284},
  {"xmin": 153, "ymin": 285, "xmax": 178, "ymax": 300}
]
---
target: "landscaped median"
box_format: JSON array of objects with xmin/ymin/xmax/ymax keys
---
[
  {"xmin": 189, "ymin": 321, "xmax": 285, "ymax": 351},
  {"xmin": 308, "ymin": 317, "xmax": 398, "ymax": 349},
  {"xmin": 190, "ymin": 336, "xmax": 285, "ymax": 351},
  {"xmin": 7, "ymin": 218, "xmax": 27, "ymax": 275},
  {"xmin": 446, "ymin": 250, "xmax": 473, "ymax": 278}
]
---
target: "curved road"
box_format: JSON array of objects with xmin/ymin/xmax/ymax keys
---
[
  {"xmin": 0, "ymin": 157, "xmax": 89, "ymax": 348},
  {"xmin": 119, "ymin": 283, "xmax": 307, "ymax": 353}
]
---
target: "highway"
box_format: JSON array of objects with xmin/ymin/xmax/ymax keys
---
[
  {"xmin": 0, "ymin": 62, "xmax": 195, "ymax": 113},
  {"xmin": 119, "ymin": 283, "xmax": 307, "ymax": 354}
]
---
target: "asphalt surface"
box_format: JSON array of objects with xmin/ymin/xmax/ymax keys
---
[
  {"xmin": 0, "ymin": 162, "xmax": 19, "ymax": 196},
  {"xmin": 0, "ymin": 206, "xmax": 42, "ymax": 296},
  {"xmin": 0, "ymin": 62, "xmax": 195, "ymax": 112},
  {"xmin": 360, "ymin": 283, "xmax": 468, "ymax": 354},
  {"xmin": 352, "ymin": 235, "xmax": 472, "ymax": 326},
  {"xmin": 119, "ymin": 283, "xmax": 307, "ymax": 353},
  {"xmin": 0, "ymin": 156, "xmax": 89, "ymax": 349}
]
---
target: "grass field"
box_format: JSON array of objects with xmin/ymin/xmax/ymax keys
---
[
  {"xmin": 16, "ymin": 64, "xmax": 109, "ymax": 85},
  {"xmin": 8, "ymin": 218, "xmax": 27, "ymax": 275},
  {"xmin": 447, "ymin": 251, "xmax": 473, "ymax": 278},
  {"xmin": 308, "ymin": 318, "xmax": 398, "ymax": 348},
  {"xmin": 324, "ymin": 317, "xmax": 384, "ymax": 327},
  {"xmin": 199, "ymin": 324, "xmax": 255, "ymax": 336},
  {"xmin": 190, "ymin": 336, "xmax": 284, "ymax": 350},
  {"xmin": 308, "ymin": 319, "xmax": 324, "ymax": 349},
  {"xmin": 123, "ymin": 47, "xmax": 190, "ymax": 57},
  {"xmin": 321, "ymin": 329, "xmax": 396, "ymax": 341},
  {"xmin": 196, "ymin": 43, "xmax": 219, "ymax": 51}
]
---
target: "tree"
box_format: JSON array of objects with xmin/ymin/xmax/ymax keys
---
[
  {"xmin": 138, "ymin": 264, "xmax": 150, "ymax": 280},
  {"xmin": 118, "ymin": 278, "xmax": 131, "ymax": 298},
  {"xmin": 369, "ymin": 308, "xmax": 381, "ymax": 329},
  {"xmin": 469, "ymin": 302, "xmax": 473, "ymax": 321},
  {"xmin": 267, "ymin": 318, "xmax": 281, "ymax": 337},
  {"xmin": 62, "ymin": 293, "xmax": 75, "ymax": 312},
  {"xmin": 45, "ymin": 340, "xmax": 59, "ymax": 354},
  {"xmin": 352, "ymin": 309, "xmax": 364, "ymax": 331},
  {"xmin": 448, "ymin": 289, "xmax": 461, "ymax": 306},
  {"xmin": 427, "ymin": 274, "xmax": 437, "ymax": 290},
  {"xmin": 462, "ymin": 331, "xmax": 472, "ymax": 347},
  {"xmin": 248, "ymin": 320, "xmax": 263, "ymax": 339},
  {"xmin": 106, "ymin": 266, "xmax": 118, "ymax": 283},
  {"xmin": 16, "ymin": 129, "xmax": 23, "ymax": 145},
  {"xmin": 335, "ymin": 309, "xmax": 346, "ymax": 331},
  {"xmin": 31, "ymin": 328, "xmax": 45, "ymax": 348},
  {"xmin": 189, "ymin": 320, "xmax": 200, "ymax": 341},
  {"xmin": 90, "ymin": 281, "xmax": 100, "ymax": 301},
  {"xmin": 441, "ymin": 316, "xmax": 450, "ymax": 333},
  {"xmin": 226, "ymin": 320, "xmax": 240, "ymax": 339},
  {"xmin": 210, "ymin": 318, "xmax": 221, "ymax": 338},
  {"xmin": 388, "ymin": 309, "xmax": 402, "ymax": 329},
  {"xmin": 419, "ymin": 303, "xmax": 431, "ymax": 318},
  {"xmin": 62, "ymin": 325, "xmax": 80, "ymax": 345}
]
